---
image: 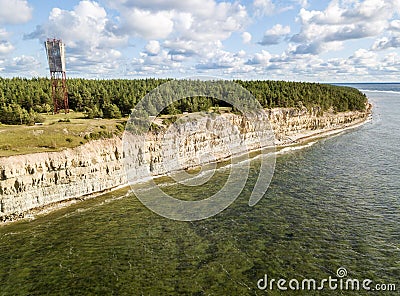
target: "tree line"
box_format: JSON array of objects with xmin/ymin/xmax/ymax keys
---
[{"xmin": 0, "ymin": 77, "xmax": 368, "ymax": 125}]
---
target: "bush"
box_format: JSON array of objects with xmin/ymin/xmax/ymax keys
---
[
  {"xmin": 0, "ymin": 104, "xmax": 44, "ymax": 125},
  {"xmin": 33, "ymin": 105, "xmax": 43, "ymax": 113},
  {"xmin": 0, "ymin": 104, "xmax": 26, "ymax": 124},
  {"xmin": 0, "ymin": 144, "xmax": 11, "ymax": 151},
  {"xmin": 31, "ymin": 112, "xmax": 45, "ymax": 125},
  {"xmin": 85, "ymin": 105, "xmax": 103, "ymax": 119},
  {"xmin": 102, "ymin": 103, "xmax": 122, "ymax": 119},
  {"xmin": 42, "ymin": 103, "xmax": 52, "ymax": 114},
  {"xmin": 116, "ymin": 123, "xmax": 125, "ymax": 132},
  {"xmin": 84, "ymin": 130, "xmax": 114, "ymax": 141},
  {"xmin": 162, "ymin": 116, "xmax": 178, "ymax": 126}
]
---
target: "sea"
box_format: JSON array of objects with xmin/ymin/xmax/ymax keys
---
[{"xmin": 0, "ymin": 83, "xmax": 398, "ymax": 295}]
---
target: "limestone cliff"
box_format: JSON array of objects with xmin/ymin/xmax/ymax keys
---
[{"xmin": 0, "ymin": 107, "xmax": 370, "ymax": 221}]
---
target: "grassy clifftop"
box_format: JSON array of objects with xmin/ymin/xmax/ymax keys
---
[{"xmin": 0, "ymin": 112, "xmax": 125, "ymax": 157}]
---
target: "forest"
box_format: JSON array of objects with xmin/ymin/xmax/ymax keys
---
[{"xmin": 0, "ymin": 77, "xmax": 368, "ymax": 125}]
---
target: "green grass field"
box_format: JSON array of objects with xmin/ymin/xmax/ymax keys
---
[{"xmin": 0, "ymin": 112, "xmax": 126, "ymax": 157}]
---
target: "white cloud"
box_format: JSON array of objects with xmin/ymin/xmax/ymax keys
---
[
  {"xmin": 389, "ymin": 20, "xmax": 400, "ymax": 32},
  {"xmin": 242, "ymin": 32, "xmax": 252, "ymax": 44},
  {"xmin": 119, "ymin": 9, "xmax": 174, "ymax": 39},
  {"xmin": 293, "ymin": 48, "xmax": 389, "ymax": 80},
  {"xmin": 300, "ymin": 0, "xmax": 392, "ymax": 25},
  {"xmin": 260, "ymin": 24, "xmax": 291, "ymax": 45},
  {"xmin": 229, "ymin": 43, "xmax": 400, "ymax": 82},
  {"xmin": 110, "ymin": 0, "xmax": 249, "ymax": 75},
  {"xmin": 291, "ymin": 0, "xmax": 399, "ymax": 55},
  {"xmin": 25, "ymin": 1, "xmax": 127, "ymax": 74},
  {"xmin": 349, "ymin": 48, "xmax": 378, "ymax": 67},
  {"xmin": 112, "ymin": 0, "xmax": 248, "ymax": 42},
  {"xmin": 253, "ymin": 0, "xmax": 275, "ymax": 16},
  {"xmin": 297, "ymin": 0, "xmax": 308, "ymax": 8},
  {"xmin": 343, "ymin": 0, "xmax": 391, "ymax": 22},
  {"xmin": 0, "ymin": 0, "xmax": 32, "ymax": 24},
  {"xmin": 0, "ymin": 28, "xmax": 8, "ymax": 39},
  {"xmin": 0, "ymin": 27, "xmax": 14, "ymax": 57},
  {"xmin": 95, "ymin": 0, "xmax": 400, "ymax": 80},
  {"xmin": 0, "ymin": 55, "xmax": 40, "ymax": 76},
  {"xmin": 381, "ymin": 52, "xmax": 400, "ymax": 72},
  {"xmin": 107, "ymin": 0, "xmax": 216, "ymax": 17},
  {"xmin": 176, "ymin": 2, "xmax": 248, "ymax": 42},
  {"xmin": 372, "ymin": 36, "xmax": 400, "ymax": 51},
  {"xmin": 129, "ymin": 49, "xmax": 182, "ymax": 76},
  {"xmin": 163, "ymin": 39, "xmax": 198, "ymax": 59},
  {"xmin": 268, "ymin": 24, "xmax": 291, "ymax": 36},
  {"xmin": 173, "ymin": 12, "xmax": 193, "ymax": 32},
  {"xmin": 195, "ymin": 49, "xmax": 250, "ymax": 73},
  {"xmin": 0, "ymin": 40, "xmax": 14, "ymax": 55},
  {"xmin": 145, "ymin": 40, "xmax": 161, "ymax": 55},
  {"xmin": 247, "ymin": 50, "xmax": 272, "ymax": 65},
  {"xmin": 0, "ymin": 0, "xmax": 32, "ymax": 58}
]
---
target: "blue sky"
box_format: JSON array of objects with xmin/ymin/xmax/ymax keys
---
[{"xmin": 0, "ymin": 0, "xmax": 399, "ymax": 81}]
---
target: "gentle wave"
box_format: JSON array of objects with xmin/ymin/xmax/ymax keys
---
[
  {"xmin": 277, "ymin": 141, "xmax": 317, "ymax": 155},
  {"xmin": 359, "ymin": 89, "xmax": 400, "ymax": 95}
]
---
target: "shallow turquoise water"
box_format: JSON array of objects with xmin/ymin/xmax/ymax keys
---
[{"xmin": 0, "ymin": 87, "xmax": 399, "ymax": 295}]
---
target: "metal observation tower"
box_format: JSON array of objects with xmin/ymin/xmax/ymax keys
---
[{"xmin": 44, "ymin": 39, "xmax": 69, "ymax": 114}]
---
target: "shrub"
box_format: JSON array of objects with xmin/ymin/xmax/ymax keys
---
[
  {"xmin": 84, "ymin": 130, "xmax": 114, "ymax": 141},
  {"xmin": 116, "ymin": 123, "xmax": 125, "ymax": 132},
  {"xmin": 0, "ymin": 104, "xmax": 44, "ymax": 125},
  {"xmin": 102, "ymin": 103, "xmax": 122, "ymax": 119},
  {"xmin": 0, "ymin": 144, "xmax": 11, "ymax": 151},
  {"xmin": 85, "ymin": 105, "xmax": 103, "ymax": 119},
  {"xmin": 162, "ymin": 116, "xmax": 178, "ymax": 126},
  {"xmin": 31, "ymin": 111, "xmax": 45, "ymax": 125}
]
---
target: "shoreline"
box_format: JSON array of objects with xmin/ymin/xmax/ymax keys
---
[
  {"xmin": 277, "ymin": 112, "xmax": 372, "ymax": 148},
  {"xmin": 0, "ymin": 110, "xmax": 372, "ymax": 226}
]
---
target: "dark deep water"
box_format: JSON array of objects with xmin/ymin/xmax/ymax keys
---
[{"xmin": 0, "ymin": 84, "xmax": 399, "ymax": 295}]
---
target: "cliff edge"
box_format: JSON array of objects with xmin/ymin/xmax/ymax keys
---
[{"xmin": 0, "ymin": 106, "xmax": 370, "ymax": 221}]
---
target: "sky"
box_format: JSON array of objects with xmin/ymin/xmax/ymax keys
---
[{"xmin": 0, "ymin": 0, "xmax": 399, "ymax": 82}]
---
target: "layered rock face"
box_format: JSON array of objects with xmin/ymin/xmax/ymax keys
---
[
  {"xmin": 0, "ymin": 107, "xmax": 369, "ymax": 220},
  {"xmin": 122, "ymin": 112, "xmax": 274, "ymax": 181},
  {"xmin": 0, "ymin": 138, "xmax": 126, "ymax": 219},
  {"xmin": 268, "ymin": 107, "xmax": 370, "ymax": 144}
]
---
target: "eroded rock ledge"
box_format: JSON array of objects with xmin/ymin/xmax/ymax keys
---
[{"xmin": 0, "ymin": 107, "xmax": 370, "ymax": 221}]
